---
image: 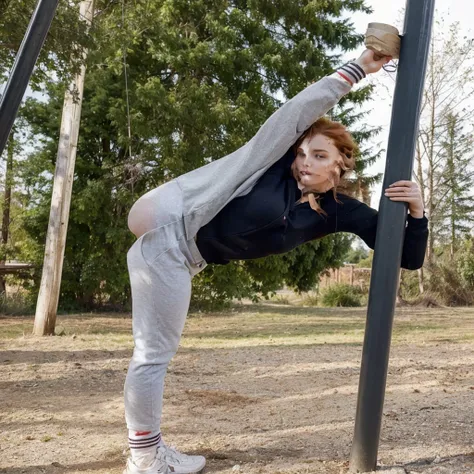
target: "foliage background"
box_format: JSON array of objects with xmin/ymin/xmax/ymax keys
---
[{"xmin": 1, "ymin": 0, "xmax": 387, "ymax": 311}]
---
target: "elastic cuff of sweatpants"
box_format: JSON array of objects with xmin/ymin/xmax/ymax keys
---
[{"xmin": 335, "ymin": 62, "xmax": 366, "ymax": 86}]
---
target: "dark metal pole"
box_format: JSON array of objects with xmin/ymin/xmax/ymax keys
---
[
  {"xmin": 349, "ymin": 1, "xmax": 435, "ymax": 472},
  {"xmin": 0, "ymin": 0, "xmax": 60, "ymax": 158}
]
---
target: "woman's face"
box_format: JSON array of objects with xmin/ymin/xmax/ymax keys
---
[{"xmin": 293, "ymin": 133, "xmax": 344, "ymax": 193}]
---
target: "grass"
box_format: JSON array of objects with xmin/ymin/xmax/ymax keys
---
[{"xmin": 2, "ymin": 304, "xmax": 474, "ymax": 349}]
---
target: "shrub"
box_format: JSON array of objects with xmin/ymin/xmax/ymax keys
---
[
  {"xmin": 410, "ymin": 290, "xmax": 443, "ymax": 307},
  {"xmin": 301, "ymin": 293, "xmax": 319, "ymax": 306},
  {"xmin": 270, "ymin": 294, "xmax": 291, "ymax": 305},
  {"xmin": 457, "ymin": 239, "xmax": 474, "ymax": 287},
  {"xmin": 399, "ymin": 269, "xmax": 422, "ymax": 301},
  {"xmin": 0, "ymin": 288, "xmax": 36, "ymax": 315},
  {"xmin": 357, "ymin": 250, "xmax": 373, "ymax": 268},
  {"xmin": 320, "ymin": 283, "xmax": 364, "ymax": 307},
  {"xmin": 420, "ymin": 239, "xmax": 474, "ymax": 306},
  {"xmin": 428, "ymin": 261, "xmax": 474, "ymax": 306}
]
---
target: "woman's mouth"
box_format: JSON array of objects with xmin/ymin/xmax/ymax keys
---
[{"xmin": 300, "ymin": 171, "xmax": 312, "ymax": 176}]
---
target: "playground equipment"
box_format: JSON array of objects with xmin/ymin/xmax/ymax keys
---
[{"xmin": 0, "ymin": 0, "xmax": 435, "ymax": 471}]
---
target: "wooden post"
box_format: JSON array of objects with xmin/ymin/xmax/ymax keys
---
[
  {"xmin": 350, "ymin": 264, "xmax": 354, "ymax": 286},
  {"xmin": 33, "ymin": 0, "xmax": 94, "ymax": 336}
]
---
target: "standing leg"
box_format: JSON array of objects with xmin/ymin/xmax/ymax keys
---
[
  {"xmin": 124, "ymin": 235, "xmax": 193, "ymax": 431},
  {"xmin": 124, "ymin": 206, "xmax": 206, "ymax": 473}
]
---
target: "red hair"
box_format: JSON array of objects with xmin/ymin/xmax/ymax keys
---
[{"xmin": 291, "ymin": 117, "xmax": 357, "ymax": 214}]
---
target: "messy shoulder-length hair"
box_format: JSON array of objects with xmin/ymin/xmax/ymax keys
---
[{"xmin": 290, "ymin": 117, "xmax": 358, "ymax": 215}]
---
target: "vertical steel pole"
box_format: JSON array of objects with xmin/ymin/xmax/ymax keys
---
[
  {"xmin": 0, "ymin": 0, "xmax": 60, "ymax": 158},
  {"xmin": 349, "ymin": 0, "xmax": 435, "ymax": 472}
]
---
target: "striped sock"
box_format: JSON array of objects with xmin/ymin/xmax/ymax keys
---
[{"xmin": 128, "ymin": 430, "xmax": 162, "ymax": 468}]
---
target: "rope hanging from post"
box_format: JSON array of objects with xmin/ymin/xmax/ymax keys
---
[
  {"xmin": 122, "ymin": 0, "xmax": 132, "ymax": 161},
  {"xmin": 120, "ymin": 0, "xmax": 143, "ymax": 199}
]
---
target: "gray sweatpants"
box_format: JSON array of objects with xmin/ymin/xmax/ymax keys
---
[{"xmin": 124, "ymin": 180, "xmax": 207, "ymax": 431}]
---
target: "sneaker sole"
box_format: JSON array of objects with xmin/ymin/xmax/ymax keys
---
[{"xmin": 169, "ymin": 467, "xmax": 205, "ymax": 474}]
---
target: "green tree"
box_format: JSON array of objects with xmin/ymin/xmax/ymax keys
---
[
  {"xmin": 437, "ymin": 113, "xmax": 474, "ymax": 257},
  {"xmin": 0, "ymin": 0, "xmax": 95, "ymax": 88},
  {"xmin": 18, "ymin": 0, "xmax": 382, "ymax": 309},
  {"xmin": 345, "ymin": 243, "xmax": 369, "ymax": 264}
]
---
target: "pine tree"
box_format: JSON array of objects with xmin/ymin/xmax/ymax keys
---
[{"xmin": 437, "ymin": 113, "xmax": 474, "ymax": 256}]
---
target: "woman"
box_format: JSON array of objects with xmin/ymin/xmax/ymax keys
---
[{"xmin": 124, "ymin": 49, "xmax": 428, "ymax": 474}]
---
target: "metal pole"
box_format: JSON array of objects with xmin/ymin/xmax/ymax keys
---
[
  {"xmin": 0, "ymin": 0, "xmax": 60, "ymax": 158},
  {"xmin": 349, "ymin": 0, "xmax": 435, "ymax": 472}
]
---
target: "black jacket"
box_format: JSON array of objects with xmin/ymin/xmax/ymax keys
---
[{"xmin": 197, "ymin": 148, "xmax": 428, "ymax": 270}]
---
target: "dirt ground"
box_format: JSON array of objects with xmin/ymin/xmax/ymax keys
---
[{"xmin": 1, "ymin": 304, "xmax": 474, "ymax": 474}]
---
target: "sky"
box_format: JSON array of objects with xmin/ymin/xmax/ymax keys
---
[{"xmin": 343, "ymin": 0, "xmax": 474, "ymax": 207}]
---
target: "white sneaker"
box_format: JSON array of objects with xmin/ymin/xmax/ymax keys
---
[
  {"xmin": 124, "ymin": 448, "xmax": 170, "ymax": 474},
  {"xmin": 158, "ymin": 445, "xmax": 206, "ymax": 474}
]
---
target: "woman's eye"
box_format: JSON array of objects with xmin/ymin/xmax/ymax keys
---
[{"xmin": 315, "ymin": 154, "xmax": 325, "ymax": 159}]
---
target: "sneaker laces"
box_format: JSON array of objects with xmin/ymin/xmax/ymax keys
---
[
  {"xmin": 155, "ymin": 448, "xmax": 171, "ymax": 473},
  {"xmin": 127, "ymin": 450, "xmax": 170, "ymax": 474},
  {"xmin": 160, "ymin": 445, "xmax": 186, "ymax": 465}
]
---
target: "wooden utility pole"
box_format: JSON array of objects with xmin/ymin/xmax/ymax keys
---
[{"xmin": 33, "ymin": 0, "xmax": 94, "ymax": 336}]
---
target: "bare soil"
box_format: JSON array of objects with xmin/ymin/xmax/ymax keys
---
[{"xmin": 1, "ymin": 304, "xmax": 474, "ymax": 474}]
